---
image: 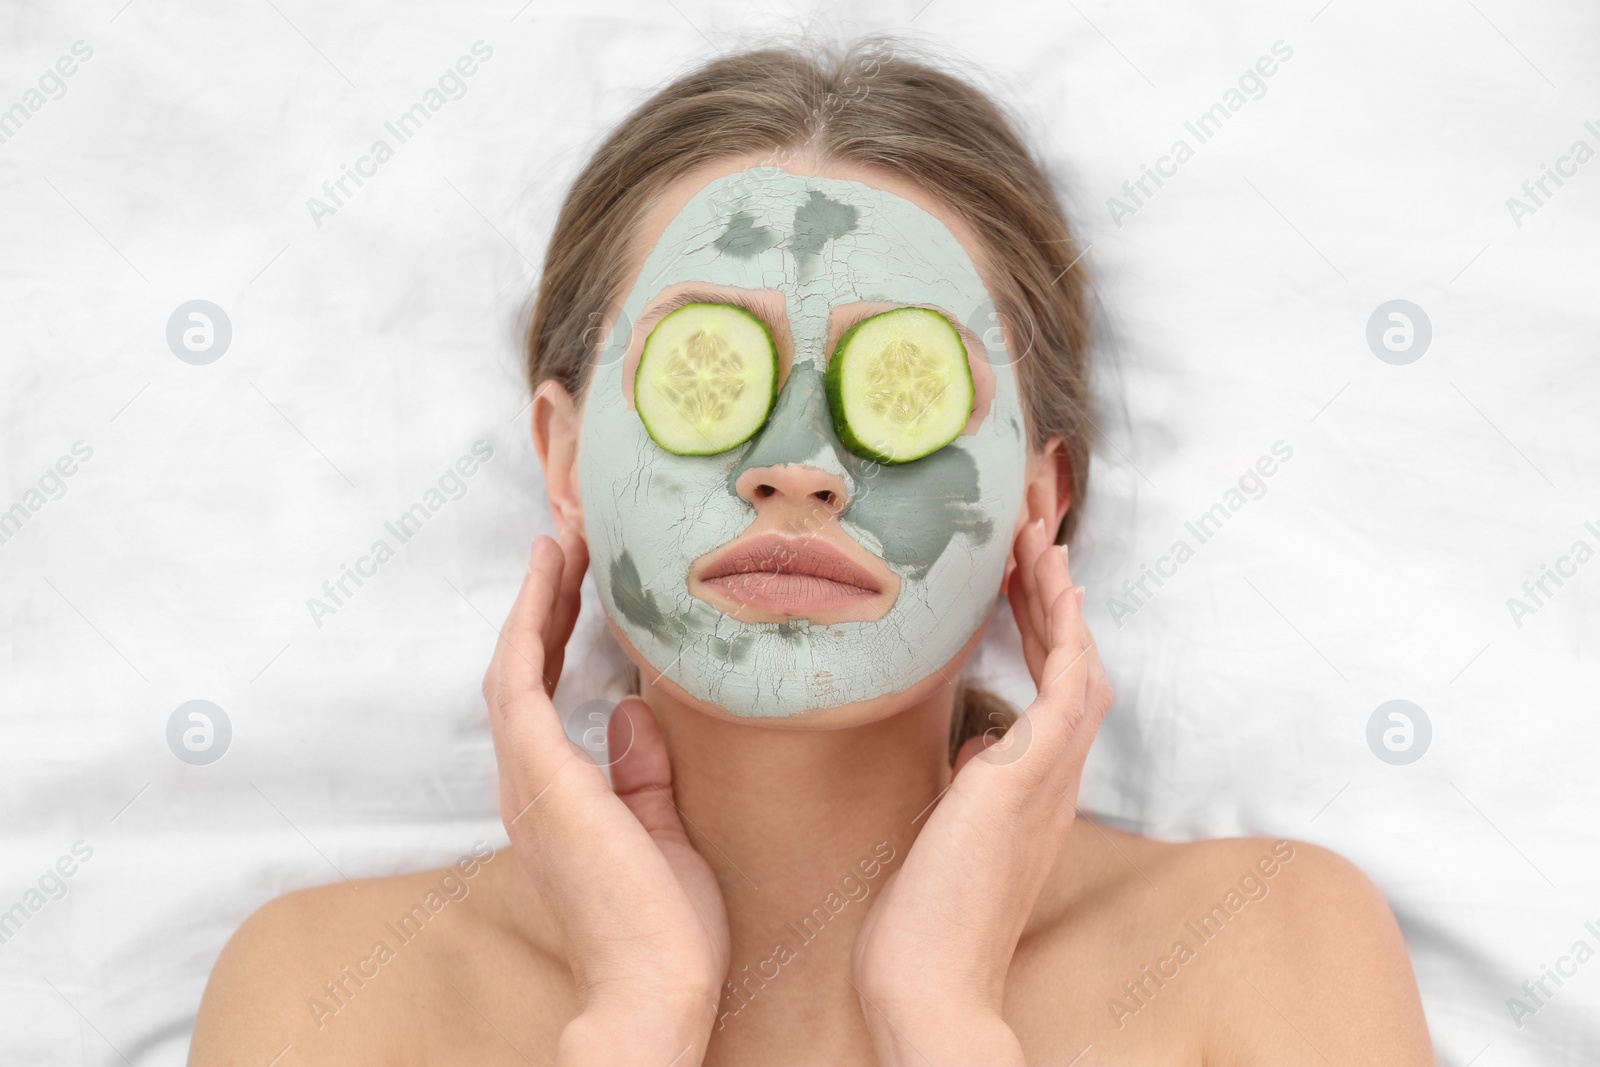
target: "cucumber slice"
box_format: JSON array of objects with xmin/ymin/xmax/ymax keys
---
[
  {"xmin": 634, "ymin": 302, "xmax": 779, "ymax": 456},
  {"xmin": 825, "ymin": 306, "xmax": 975, "ymax": 464}
]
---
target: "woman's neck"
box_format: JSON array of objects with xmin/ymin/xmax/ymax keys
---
[{"xmin": 645, "ymin": 679, "xmax": 957, "ymax": 1025}]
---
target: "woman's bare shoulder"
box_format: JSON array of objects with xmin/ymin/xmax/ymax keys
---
[
  {"xmin": 189, "ymin": 850, "xmax": 572, "ymax": 1065},
  {"xmin": 1056, "ymin": 822, "xmax": 1434, "ymax": 1062}
]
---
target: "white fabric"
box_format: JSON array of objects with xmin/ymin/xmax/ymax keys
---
[{"xmin": 2, "ymin": 1, "xmax": 1596, "ymax": 1063}]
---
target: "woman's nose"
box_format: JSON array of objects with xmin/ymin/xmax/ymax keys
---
[
  {"xmin": 734, "ymin": 462, "xmax": 849, "ymax": 518},
  {"xmin": 727, "ymin": 359, "xmax": 855, "ymax": 520}
]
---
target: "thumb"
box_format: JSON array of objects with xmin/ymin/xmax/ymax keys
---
[
  {"xmin": 952, "ymin": 733, "xmax": 990, "ymax": 778},
  {"xmin": 607, "ymin": 697, "xmax": 690, "ymax": 842}
]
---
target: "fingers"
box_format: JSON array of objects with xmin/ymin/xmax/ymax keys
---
[
  {"xmin": 952, "ymin": 732, "xmax": 989, "ymax": 777},
  {"xmin": 540, "ymin": 524, "xmax": 590, "ymax": 696},
  {"xmin": 493, "ymin": 536, "xmax": 564, "ymax": 707},
  {"xmin": 1021, "ymin": 519, "xmax": 1049, "ymax": 647},
  {"xmin": 1029, "ymin": 538, "xmax": 1117, "ymax": 784},
  {"xmin": 483, "ymin": 537, "xmax": 572, "ymax": 802},
  {"xmin": 1033, "ymin": 540, "xmax": 1073, "ymax": 650},
  {"xmin": 1010, "ymin": 518, "xmax": 1050, "ymax": 682},
  {"xmin": 1064, "ymin": 618, "xmax": 1114, "ymax": 766},
  {"xmin": 1011, "ymin": 514, "xmax": 1077, "ymax": 695},
  {"xmin": 608, "ymin": 697, "xmax": 696, "ymax": 847},
  {"xmin": 995, "ymin": 543, "xmax": 1090, "ymax": 779},
  {"xmin": 1040, "ymin": 547, "xmax": 1087, "ymax": 691}
]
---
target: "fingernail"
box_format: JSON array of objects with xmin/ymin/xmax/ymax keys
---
[{"xmin": 1075, "ymin": 586, "xmax": 1085, "ymax": 609}]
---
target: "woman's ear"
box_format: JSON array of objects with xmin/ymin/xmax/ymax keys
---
[
  {"xmin": 1031, "ymin": 434, "xmax": 1073, "ymax": 539},
  {"xmin": 530, "ymin": 379, "xmax": 584, "ymax": 533},
  {"xmin": 1001, "ymin": 435, "xmax": 1073, "ymax": 594}
]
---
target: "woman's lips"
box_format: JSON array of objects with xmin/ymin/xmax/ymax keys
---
[
  {"xmin": 697, "ymin": 533, "xmax": 883, "ymax": 614},
  {"xmin": 702, "ymin": 571, "xmax": 878, "ymax": 612}
]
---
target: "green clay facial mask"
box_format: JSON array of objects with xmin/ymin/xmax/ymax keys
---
[{"xmin": 578, "ymin": 168, "xmax": 1027, "ymax": 717}]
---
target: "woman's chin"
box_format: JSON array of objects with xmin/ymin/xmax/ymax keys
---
[{"xmin": 601, "ymin": 610, "xmax": 992, "ymax": 730}]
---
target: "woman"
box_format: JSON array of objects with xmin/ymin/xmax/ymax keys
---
[{"xmin": 191, "ymin": 36, "xmax": 1434, "ymax": 1065}]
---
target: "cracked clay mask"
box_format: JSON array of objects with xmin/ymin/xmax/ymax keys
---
[{"xmin": 578, "ymin": 168, "xmax": 1026, "ymax": 717}]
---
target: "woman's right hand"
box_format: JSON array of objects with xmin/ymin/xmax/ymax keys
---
[{"xmin": 483, "ymin": 525, "xmax": 730, "ymax": 1065}]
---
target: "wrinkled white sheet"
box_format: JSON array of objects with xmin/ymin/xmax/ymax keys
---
[{"xmin": 2, "ymin": 0, "xmax": 1597, "ymax": 1063}]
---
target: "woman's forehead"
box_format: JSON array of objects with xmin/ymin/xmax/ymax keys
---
[{"xmin": 627, "ymin": 168, "xmax": 990, "ymax": 314}]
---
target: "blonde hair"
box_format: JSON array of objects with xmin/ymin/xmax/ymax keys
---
[{"xmin": 521, "ymin": 34, "xmax": 1095, "ymax": 762}]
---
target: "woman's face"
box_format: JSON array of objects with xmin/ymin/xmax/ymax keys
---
[{"xmin": 572, "ymin": 156, "xmax": 1031, "ymax": 721}]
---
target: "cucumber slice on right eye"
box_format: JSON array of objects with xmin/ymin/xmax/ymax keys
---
[
  {"xmin": 634, "ymin": 302, "xmax": 779, "ymax": 456},
  {"xmin": 825, "ymin": 306, "xmax": 975, "ymax": 464}
]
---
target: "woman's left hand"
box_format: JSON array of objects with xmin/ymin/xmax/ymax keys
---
[{"xmin": 850, "ymin": 516, "xmax": 1114, "ymax": 1065}]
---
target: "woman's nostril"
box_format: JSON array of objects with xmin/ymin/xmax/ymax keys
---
[{"xmin": 738, "ymin": 470, "xmax": 848, "ymax": 507}]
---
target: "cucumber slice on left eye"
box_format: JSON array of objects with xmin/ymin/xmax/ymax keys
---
[
  {"xmin": 634, "ymin": 302, "xmax": 779, "ymax": 456},
  {"xmin": 825, "ymin": 306, "xmax": 975, "ymax": 464}
]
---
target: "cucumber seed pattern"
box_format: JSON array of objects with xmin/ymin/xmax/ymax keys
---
[
  {"xmin": 863, "ymin": 338, "xmax": 953, "ymax": 437},
  {"xmin": 656, "ymin": 327, "xmax": 748, "ymax": 436}
]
